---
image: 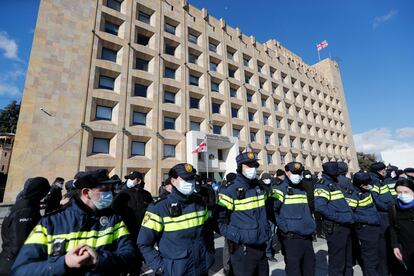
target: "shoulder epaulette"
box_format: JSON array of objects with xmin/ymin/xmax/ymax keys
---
[
  {"xmin": 43, "ymin": 205, "xmax": 69, "ymax": 217},
  {"xmin": 153, "ymin": 195, "xmax": 168, "ymax": 205}
]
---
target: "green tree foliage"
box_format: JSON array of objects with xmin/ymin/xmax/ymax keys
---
[
  {"xmin": 0, "ymin": 100, "xmax": 21, "ymax": 133},
  {"xmin": 357, "ymin": 152, "xmax": 377, "ymax": 171}
]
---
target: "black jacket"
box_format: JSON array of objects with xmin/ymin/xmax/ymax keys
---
[
  {"xmin": 302, "ymin": 177, "xmax": 317, "ymax": 213},
  {"xmin": 44, "ymin": 184, "xmax": 63, "ymax": 214}
]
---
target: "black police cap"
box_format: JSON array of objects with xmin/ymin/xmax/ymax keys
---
[
  {"xmin": 73, "ymin": 169, "xmax": 117, "ymax": 189},
  {"xmin": 285, "ymin": 162, "xmax": 304, "ymax": 174},
  {"xmin": 322, "ymin": 162, "xmax": 339, "ymax": 177},
  {"xmin": 236, "ymin": 152, "xmax": 259, "ymax": 167},
  {"xmin": 370, "ymin": 162, "xmax": 386, "ymax": 172},
  {"xmin": 353, "ymin": 172, "xmax": 371, "ymax": 187},
  {"xmin": 169, "ymin": 163, "xmax": 197, "ymax": 180}
]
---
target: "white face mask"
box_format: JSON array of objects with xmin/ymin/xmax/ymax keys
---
[
  {"xmin": 55, "ymin": 183, "xmax": 63, "ymax": 189},
  {"xmin": 126, "ymin": 179, "xmax": 136, "ymax": 188},
  {"xmin": 390, "ymin": 171, "xmax": 397, "ymax": 179},
  {"xmin": 398, "ymin": 194, "xmax": 414, "ymax": 204},
  {"xmin": 176, "ymin": 179, "xmax": 195, "ymax": 195},
  {"xmin": 243, "ymin": 167, "xmax": 257, "ymax": 180},
  {"xmin": 263, "ymin": 179, "xmax": 271, "ymax": 185},
  {"xmin": 289, "ymin": 174, "xmax": 302, "ymax": 184}
]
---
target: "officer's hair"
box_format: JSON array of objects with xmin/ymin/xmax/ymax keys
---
[
  {"xmin": 54, "ymin": 177, "xmax": 64, "ymax": 183},
  {"xmin": 236, "ymin": 165, "xmax": 243, "ymax": 174}
]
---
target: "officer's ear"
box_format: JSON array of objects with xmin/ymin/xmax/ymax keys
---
[
  {"xmin": 81, "ymin": 188, "xmax": 91, "ymax": 199},
  {"xmin": 170, "ymin": 177, "xmax": 179, "ymax": 186}
]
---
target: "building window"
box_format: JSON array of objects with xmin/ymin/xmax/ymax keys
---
[
  {"xmin": 211, "ymin": 81, "xmax": 219, "ymax": 92},
  {"xmin": 131, "ymin": 141, "xmax": 145, "ymax": 156},
  {"xmin": 190, "ymin": 97, "xmax": 199, "ymax": 109},
  {"xmin": 227, "ymin": 51, "xmax": 234, "ymax": 60},
  {"xmin": 164, "ymin": 116, "xmax": 175, "ymax": 130},
  {"xmin": 218, "ymin": 149, "xmax": 224, "ymax": 161},
  {"xmin": 134, "ymin": 83, "xmax": 148, "ymax": 97},
  {"xmin": 136, "ymin": 58, "xmax": 149, "ymax": 71},
  {"xmin": 265, "ymin": 134, "xmax": 271, "ymax": 144},
  {"xmin": 164, "ymin": 91, "xmax": 175, "ymax": 104},
  {"xmin": 106, "ymin": 0, "xmax": 121, "ymax": 11},
  {"xmin": 243, "ymin": 57, "xmax": 250, "ymax": 67},
  {"xmin": 280, "ymin": 154, "xmax": 285, "ymax": 164},
  {"xmin": 96, "ymin": 105, "xmax": 112, "ymax": 121},
  {"xmin": 212, "ymin": 103, "xmax": 221, "ymax": 114},
  {"xmin": 210, "ymin": 62, "xmax": 218, "ymax": 72},
  {"xmin": 189, "ymin": 75, "xmax": 199, "ymax": 86},
  {"xmin": 261, "ymin": 98, "xmax": 266, "ymax": 107},
  {"xmin": 250, "ymin": 132, "xmax": 256, "ymax": 142},
  {"xmin": 165, "ymin": 44, "xmax": 176, "ymax": 56},
  {"xmin": 164, "ymin": 23, "xmax": 176, "ymax": 35},
  {"xmin": 230, "ymin": 87, "xmax": 237, "ymax": 97},
  {"xmin": 213, "ymin": 125, "xmax": 222, "ymax": 135},
  {"xmin": 138, "ymin": 10, "xmax": 151, "ymax": 24},
  {"xmin": 228, "ymin": 68, "xmax": 235, "ymax": 78},
  {"xmin": 258, "ymin": 64, "xmax": 263, "ymax": 73},
  {"xmin": 267, "ymin": 153, "xmax": 272, "ymax": 164},
  {"xmin": 248, "ymin": 112, "xmax": 254, "ymax": 121},
  {"xmin": 231, "ymin": 107, "xmax": 238, "ymax": 118},
  {"xmin": 246, "ymin": 93, "xmax": 253, "ymax": 102},
  {"xmin": 99, "ymin": 75, "xmax": 115, "ymax": 90},
  {"xmin": 132, "ymin": 111, "xmax": 146, "ymax": 126},
  {"xmin": 101, "ymin": 47, "xmax": 117, "ymax": 62},
  {"xmin": 137, "ymin": 34, "xmax": 150, "ymax": 46},
  {"xmin": 263, "ymin": 116, "xmax": 269, "ymax": 125},
  {"xmin": 209, "ymin": 42, "xmax": 217, "ymax": 53},
  {"xmin": 245, "ymin": 75, "xmax": 251, "ymax": 84},
  {"xmin": 188, "ymin": 53, "xmax": 198, "ymax": 64},
  {"xmin": 233, "ymin": 128, "xmax": 240, "ymax": 138},
  {"xmin": 190, "ymin": 121, "xmax": 200, "ymax": 131},
  {"xmin": 164, "ymin": 67, "xmax": 176, "ymax": 79},
  {"xmin": 164, "ymin": 144, "xmax": 176, "ymax": 158},
  {"xmin": 1, "ymin": 165, "xmax": 4, "ymax": 171},
  {"xmin": 104, "ymin": 21, "xmax": 119, "ymax": 36},
  {"xmin": 188, "ymin": 33, "xmax": 198, "ymax": 44},
  {"xmin": 93, "ymin": 138, "xmax": 110, "ymax": 154}
]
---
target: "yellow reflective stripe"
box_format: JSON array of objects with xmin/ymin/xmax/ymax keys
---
[
  {"xmin": 372, "ymin": 185, "xmax": 380, "ymax": 193},
  {"xmin": 379, "ymin": 185, "xmax": 390, "ymax": 194},
  {"xmin": 271, "ymin": 189, "xmax": 284, "ymax": 202},
  {"xmin": 345, "ymin": 197, "xmax": 358, "ymax": 207},
  {"xmin": 234, "ymin": 195, "xmax": 265, "ymax": 211},
  {"xmin": 163, "ymin": 210, "xmax": 208, "ymax": 232},
  {"xmin": 218, "ymin": 193, "xmax": 234, "ymax": 210},
  {"xmin": 314, "ymin": 188, "xmax": 330, "ymax": 199},
  {"xmin": 142, "ymin": 211, "xmax": 163, "ymax": 232},
  {"xmin": 358, "ymin": 195, "xmax": 374, "ymax": 207},
  {"xmin": 284, "ymin": 194, "xmax": 308, "ymax": 204},
  {"xmin": 330, "ymin": 193, "xmax": 345, "ymax": 200},
  {"xmin": 25, "ymin": 225, "xmax": 48, "ymax": 245},
  {"xmin": 389, "ymin": 188, "xmax": 397, "ymax": 196}
]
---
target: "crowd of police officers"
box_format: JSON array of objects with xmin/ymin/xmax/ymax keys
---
[{"xmin": 1, "ymin": 150, "xmax": 414, "ymax": 276}]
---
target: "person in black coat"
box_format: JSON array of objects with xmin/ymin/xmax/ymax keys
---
[
  {"xmin": 0, "ymin": 177, "xmax": 50, "ymax": 275},
  {"xmin": 389, "ymin": 179, "xmax": 414, "ymax": 275},
  {"xmin": 44, "ymin": 177, "xmax": 64, "ymax": 214}
]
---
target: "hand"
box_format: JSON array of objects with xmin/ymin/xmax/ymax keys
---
[
  {"xmin": 64, "ymin": 245, "xmax": 92, "ymax": 268},
  {"xmin": 79, "ymin": 246, "xmax": 98, "ymax": 266},
  {"xmin": 394, "ymin": 247, "xmax": 403, "ymax": 261}
]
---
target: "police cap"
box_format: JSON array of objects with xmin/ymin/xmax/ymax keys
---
[
  {"xmin": 285, "ymin": 162, "xmax": 304, "ymax": 174},
  {"xmin": 169, "ymin": 163, "xmax": 197, "ymax": 180},
  {"xmin": 370, "ymin": 162, "xmax": 386, "ymax": 172},
  {"xmin": 404, "ymin": 167, "xmax": 414, "ymax": 173},
  {"xmin": 322, "ymin": 162, "xmax": 339, "ymax": 177},
  {"xmin": 353, "ymin": 172, "xmax": 371, "ymax": 187},
  {"xmin": 337, "ymin": 162, "xmax": 348, "ymax": 175},
  {"xmin": 236, "ymin": 152, "xmax": 259, "ymax": 167},
  {"xmin": 73, "ymin": 169, "xmax": 118, "ymax": 189}
]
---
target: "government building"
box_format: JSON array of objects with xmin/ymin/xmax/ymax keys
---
[{"xmin": 4, "ymin": 0, "xmax": 358, "ymax": 201}]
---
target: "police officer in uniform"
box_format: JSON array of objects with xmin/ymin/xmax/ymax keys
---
[
  {"xmin": 314, "ymin": 162, "xmax": 354, "ymax": 276},
  {"xmin": 216, "ymin": 152, "xmax": 270, "ymax": 276},
  {"xmin": 384, "ymin": 165, "xmax": 399, "ymax": 200},
  {"xmin": 137, "ymin": 163, "xmax": 215, "ymax": 276},
  {"xmin": 344, "ymin": 172, "xmax": 381, "ymax": 276},
  {"xmin": 369, "ymin": 162, "xmax": 394, "ymax": 275},
  {"xmin": 272, "ymin": 162, "xmax": 316, "ymax": 276},
  {"xmin": 404, "ymin": 167, "xmax": 414, "ymax": 180},
  {"xmin": 11, "ymin": 169, "xmax": 137, "ymax": 275}
]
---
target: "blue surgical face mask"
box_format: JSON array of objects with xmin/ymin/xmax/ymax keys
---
[
  {"xmin": 398, "ymin": 193, "xmax": 414, "ymax": 204},
  {"xmin": 90, "ymin": 190, "xmax": 113, "ymax": 210},
  {"xmin": 176, "ymin": 179, "xmax": 195, "ymax": 195}
]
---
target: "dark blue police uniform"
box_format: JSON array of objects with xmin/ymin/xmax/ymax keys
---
[
  {"xmin": 272, "ymin": 162, "xmax": 316, "ymax": 276},
  {"xmin": 137, "ymin": 163, "xmax": 214, "ymax": 276},
  {"xmin": 216, "ymin": 152, "xmax": 270, "ymax": 276},
  {"xmin": 315, "ymin": 162, "xmax": 354, "ymax": 276}
]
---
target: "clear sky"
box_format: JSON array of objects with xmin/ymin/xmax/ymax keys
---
[{"xmin": 0, "ymin": 0, "xmax": 413, "ymax": 154}]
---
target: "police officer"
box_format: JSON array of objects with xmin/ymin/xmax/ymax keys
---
[
  {"xmin": 344, "ymin": 172, "xmax": 381, "ymax": 276},
  {"xmin": 137, "ymin": 163, "xmax": 215, "ymax": 276},
  {"xmin": 404, "ymin": 167, "xmax": 414, "ymax": 181},
  {"xmin": 369, "ymin": 162, "xmax": 394, "ymax": 275},
  {"xmin": 216, "ymin": 152, "xmax": 270, "ymax": 276},
  {"xmin": 272, "ymin": 162, "xmax": 316, "ymax": 276},
  {"xmin": 11, "ymin": 169, "xmax": 137, "ymax": 275},
  {"xmin": 384, "ymin": 165, "xmax": 399, "ymax": 200},
  {"xmin": 314, "ymin": 162, "xmax": 354, "ymax": 276}
]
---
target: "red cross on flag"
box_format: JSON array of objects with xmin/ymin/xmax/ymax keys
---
[
  {"xmin": 317, "ymin": 40, "xmax": 328, "ymax": 51},
  {"xmin": 192, "ymin": 137, "xmax": 207, "ymax": 153}
]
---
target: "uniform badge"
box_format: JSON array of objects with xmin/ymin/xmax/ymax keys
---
[
  {"xmin": 100, "ymin": 216, "xmax": 109, "ymax": 227},
  {"xmin": 316, "ymin": 190, "xmax": 323, "ymax": 196},
  {"xmin": 143, "ymin": 213, "xmax": 151, "ymax": 224},
  {"xmin": 185, "ymin": 163, "xmax": 193, "ymax": 173},
  {"xmin": 247, "ymin": 152, "xmax": 255, "ymax": 160},
  {"xmin": 294, "ymin": 163, "xmax": 301, "ymax": 169},
  {"xmin": 51, "ymin": 238, "xmax": 66, "ymax": 256}
]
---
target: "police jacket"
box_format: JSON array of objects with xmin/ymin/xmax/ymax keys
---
[
  {"xmin": 137, "ymin": 188, "xmax": 215, "ymax": 276},
  {"xmin": 272, "ymin": 179, "xmax": 316, "ymax": 236},
  {"xmin": 343, "ymin": 186, "xmax": 380, "ymax": 226},
  {"xmin": 11, "ymin": 196, "xmax": 136, "ymax": 276},
  {"xmin": 383, "ymin": 177, "xmax": 398, "ymax": 199},
  {"xmin": 216, "ymin": 174, "xmax": 271, "ymax": 246},
  {"xmin": 369, "ymin": 172, "xmax": 394, "ymax": 212},
  {"xmin": 314, "ymin": 174, "xmax": 354, "ymax": 224}
]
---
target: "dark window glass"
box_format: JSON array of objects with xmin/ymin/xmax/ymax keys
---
[
  {"xmin": 190, "ymin": 97, "xmax": 199, "ymax": 109},
  {"xmin": 210, "ymin": 62, "xmax": 218, "ymax": 72},
  {"xmin": 131, "ymin": 141, "xmax": 145, "ymax": 156},
  {"xmin": 246, "ymin": 93, "xmax": 253, "ymax": 102},
  {"xmin": 189, "ymin": 53, "xmax": 198, "ymax": 64},
  {"xmin": 164, "ymin": 117, "xmax": 175, "ymax": 130},
  {"xmin": 190, "ymin": 121, "xmax": 200, "ymax": 131},
  {"xmin": 189, "ymin": 75, "xmax": 199, "ymax": 86},
  {"xmin": 263, "ymin": 116, "xmax": 269, "ymax": 125},
  {"xmin": 137, "ymin": 34, "xmax": 150, "ymax": 46},
  {"xmin": 96, "ymin": 105, "xmax": 112, "ymax": 120},
  {"xmin": 248, "ymin": 112, "xmax": 254, "ymax": 121},
  {"xmin": 231, "ymin": 107, "xmax": 238, "ymax": 118},
  {"xmin": 230, "ymin": 87, "xmax": 237, "ymax": 97},
  {"xmin": 233, "ymin": 128, "xmax": 240, "ymax": 138},
  {"xmin": 165, "ymin": 44, "xmax": 176, "ymax": 55},
  {"xmin": 209, "ymin": 42, "xmax": 217, "ymax": 52},
  {"xmin": 267, "ymin": 153, "xmax": 272, "ymax": 164},
  {"xmin": 265, "ymin": 135, "xmax": 270, "ymax": 144},
  {"xmin": 261, "ymin": 98, "xmax": 266, "ymax": 107},
  {"xmin": 138, "ymin": 11, "xmax": 151, "ymax": 24},
  {"xmin": 227, "ymin": 51, "xmax": 234, "ymax": 60},
  {"xmin": 243, "ymin": 58, "xmax": 249, "ymax": 67},
  {"xmin": 106, "ymin": 0, "xmax": 121, "ymax": 11},
  {"xmin": 250, "ymin": 132, "xmax": 256, "ymax": 142},
  {"xmin": 213, "ymin": 125, "xmax": 221, "ymax": 134},
  {"xmin": 93, "ymin": 138, "xmax": 110, "ymax": 154},
  {"xmin": 212, "ymin": 103, "xmax": 221, "ymax": 114},
  {"xmin": 136, "ymin": 58, "xmax": 149, "ymax": 71},
  {"xmin": 104, "ymin": 21, "xmax": 119, "ymax": 36},
  {"xmin": 164, "ymin": 91, "xmax": 175, "ymax": 104},
  {"xmin": 164, "ymin": 67, "xmax": 176, "ymax": 79},
  {"xmin": 258, "ymin": 65, "xmax": 263, "ymax": 72},
  {"xmin": 228, "ymin": 68, "xmax": 235, "ymax": 78},
  {"xmin": 211, "ymin": 81, "xmax": 219, "ymax": 92},
  {"xmin": 134, "ymin": 83, "xmax": 148, "ymax": 97},
  {"xmin": 245, "ymin": 75, "xmax": 250, "ymax": 83},
  {"xmin": 132, "ymin": 111, "xmax": 146, "ymax": 125},
  {"xmin": 164, "ymin": 23, "xmax": 176, "ymax": 35},
  {"xmin": 218, "ymin": 149, "xmax": 223, "ymax": 161},
  {"xmin": 101, "ymin": 48, "xmax": 117, "ymax": 62},
  {"xmin": 164, "ymin": 144, "xmax": 176, "ymax": 157},
  {"xmin": 99, "ymin": 76, "xmax": 115, "ymax": 90},
  {"xmin": 188, "ymin": 33, "xmax": 198, "ymax": 44}
]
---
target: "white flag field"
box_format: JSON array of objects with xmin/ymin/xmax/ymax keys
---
[
  {"xmin": 192, "ymin": 138, "xmax": 207, "ymax": 153},
  {"xmin": 317, "ymin": 40, "xmax": 328, "ymax": 51}
]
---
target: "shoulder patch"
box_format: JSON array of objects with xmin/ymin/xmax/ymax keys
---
[{"xmin": 153, "ymin": 195, "xmax": 168, "ymax": 205}]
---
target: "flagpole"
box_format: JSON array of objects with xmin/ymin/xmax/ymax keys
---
[
  {"xmin": 205, "ymin": 136, "xmax": 208, "ymax": 179},
  {"xmin": 317, "ymin": 49, "xmax": 320, "ymax": 61}
]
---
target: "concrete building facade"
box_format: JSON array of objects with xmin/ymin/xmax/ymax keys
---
[{"xmin": 5, "ymin": 0, "xmax": 358, "ymax": 202}]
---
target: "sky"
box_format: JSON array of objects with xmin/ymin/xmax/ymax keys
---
[{"xmin": 0, "ymin": 0, "xmax": 413, "ymax": 156}]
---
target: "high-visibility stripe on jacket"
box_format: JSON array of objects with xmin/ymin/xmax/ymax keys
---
[{"xmin": 343, "ymin": 186, "xmax": 380, "ymax": 225}]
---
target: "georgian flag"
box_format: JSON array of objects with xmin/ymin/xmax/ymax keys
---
[
  {"xmin": 192, "ymin": 138, "xmax": 207, "ymax": 153},
  {"xmin": 317, "ymin": 40, "xmax": 328, "ymax": 51}
]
